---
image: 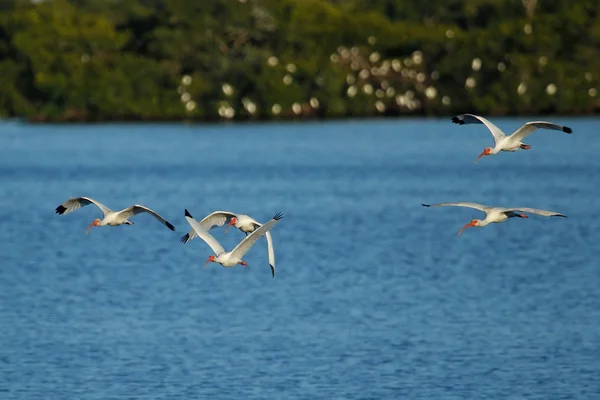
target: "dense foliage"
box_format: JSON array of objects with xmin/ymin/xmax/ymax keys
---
[{"xmin": 0, "ymin": 0, "xmax": 598, "ymax": 121}]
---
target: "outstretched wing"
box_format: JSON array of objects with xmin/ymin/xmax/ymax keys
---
[
  {"xmin": 503, "ymin": 207, "xmax": 567, "ymax": 218},
  {"xmin": 265, "ymin": 231, "xmax": 276, "ymax": 278},
  {"xmin": 230, "ymin": 213, "xmax": 283, "ymax": 260},
  {"xmin": 422, "ymin": 202, "xmax": 491, "ymax": 214},
  {"xmin": 184, "ymin": 209, "xmax": 225, "ymax": 255},
  {"xmin": 452, "ymin": 114, "xmax": 506, "ymax": 144},
  {"xmin": 510, "ymin": 121, "xmax": 572, "ymax": 142},
  {"xmin": 118, "ymin": 205, "xmax": 175, "ymax": 231},
  {"xmin": 55, "ymin": 197, "xmax": 112, "ymax": 217},
  {"xmin": 180, "ymin": 211, "xmax": 237, "ymax": 244}
]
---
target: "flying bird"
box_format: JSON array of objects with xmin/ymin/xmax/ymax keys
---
[
  {"xmin": 55, "ymin": 197, "xmax": 175, "ymax": 234},
  {"xmin": 422, "ymin": 202, "xmax": 566, "ymax": 235},
  {"xmin": 451, "ymin": 114, "xmax": 572, "ymax": 163},
  {"xmin": 180, "ymin": 211, "xmax": 278, "ymax": 277},
  {"xmin": 184, "ymin": 209, "xmax": 282, "ymax": 275}
]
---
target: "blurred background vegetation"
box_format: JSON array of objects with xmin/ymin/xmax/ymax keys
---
[{"xmin": 0, "ymin": 0, "xmax": 598, "ymax": 121}]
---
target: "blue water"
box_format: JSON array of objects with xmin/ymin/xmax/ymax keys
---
[{"xmin": 0, "ymin": 118, "xmax": 599, "ymax": 399}]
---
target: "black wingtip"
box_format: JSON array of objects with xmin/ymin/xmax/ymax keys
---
[
  {"xmin": 421, "ymin": 203, "xmax": 431, "ymax": 207},
  {"xmin": 553, "ymin": 214, "xmax": 567, "ymax": 218},
  {"xmin": 272, "ymin": 212, "xmax": 284, "ymax": 221},
  {"xmin": 166, "ymin": 221, "xmax": 176, "ymax": 231},
  {"xmin": 563, "ymin": 126, "xmax": 572, "ymax": 134},
  {"xmin": 451, "ymin": 116, "xmax": 464, "ymax": 125},
  {"xmin": 184, "ymin": 209, "xmax": 192, "ymax": 218},
  {"xmin": 55, "ymin": 205, "xmax": 66, "ymax": 215},
  {"xmin": 180, "ymin": 233, "xmax": 190, "ymax": 244},
  {"xmin": 270, "ymin": 264, "xmax": 275, "ymax": 278}
]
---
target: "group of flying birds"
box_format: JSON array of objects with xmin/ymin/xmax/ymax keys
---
[
  {"xmin": 55, "ymin": 114, "xmax": 572, "ymax": 276},
  {"xmin": 422, "ymin": 113, "xmax": 571, "ymax": 235},
  {"xmin": 55, "ymin": 197, "xmax": 282, "ymax": 277}
]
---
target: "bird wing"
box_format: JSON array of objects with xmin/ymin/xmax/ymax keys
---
[
  {"xmin": 510, "ymin": 121, "xmax": 573, "ymax": 142},
  {"xmin": 422, "ymin": 202, "xmax": 491, "ymax": 214},
  {"xmin": 118, "ymin": 205, "xmax": 175, "ymax": 231},
  {"xmin": 180, "ymin": 211, "xmax": 237, "ymax": 244},
  {"xmin": 451, "ymin": 114, "xmax": 506, "ymax": 144},
  {"xmin": 55, "ymin": 197, "xmax": 112, "ymax": 217},
  {"xmin": 230, "ymin": 213, "xmax": 283, "ymax": 260},
  {"xmin": 184, "ymin": 209, "xmax": 225, "ymax": 255},
  {"xmin": 265, "ymin": 231, "xmax": 276, "ymax": 278},
  {"xmin": 503, "ymin": 207, "xmax": 567, "ymax": 218},
  {"xmin": 199, "ymin": 211, "xmax": 238, "ymax": 229}
]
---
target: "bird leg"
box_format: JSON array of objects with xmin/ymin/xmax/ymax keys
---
[
  {"xmin": 240, "ymin": 261, "xmax": 248, "ymax": 267},
  {"xmin": 518, "ymin": 214, "xmax": 528, "ymax": 219},
  {"xmin": 520, "ymin": 144, "xmax": 531, "ymax": 150}
]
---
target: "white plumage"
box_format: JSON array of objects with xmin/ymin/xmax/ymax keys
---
[
  {"xmin": 180, "ymin": 211, "xmax": 278, "ymax": 277},
  {"xmin": 184, "ymin": 209, "xmax": 282, "ymax": 274},
  {"xmin": 422, "ymin": 202, "xmax": 566, "ymax": 235},
  {"xmin": 452, "ymin": 114, "xmax": 572, "ymax": 163},
  {"xmin": 55, "ymin": 196, "xmax": 175, "ymax": 234}
]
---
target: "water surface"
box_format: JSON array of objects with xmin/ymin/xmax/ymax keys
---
[{"xmin": 1, "ymin": 118, "xmax": 599, "ymax": 399}]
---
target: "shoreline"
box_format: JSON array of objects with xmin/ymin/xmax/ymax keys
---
[{"xmin": 20, "ymin": 109, "xmax": 600, "ymax": 124}]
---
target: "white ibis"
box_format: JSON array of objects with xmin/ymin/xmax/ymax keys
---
[
  {"xmin": 180, "ymin": 211, "xmax": 278, "ymax": 277},
  {"xmin": 184, "ymin": 209, "xmax": 282, "ymax": 274},
  {"xmin": 55, "ymin": 197, "xmax": 175, "ymax": 234},
  {"xmin": 451, "ymin": 114, "xmax": 572, "ymax": 163},
  {"xmin": 422, "ymin": 202, "xmax": 566, "ymax": 235}
]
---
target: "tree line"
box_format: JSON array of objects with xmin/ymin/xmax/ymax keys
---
[{"xmin": 0, "ymin": 0, "xmax": 598, "ymax": 122}]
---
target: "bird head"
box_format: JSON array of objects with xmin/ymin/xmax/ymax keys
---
[
  {"xmin": 458, "ymin": 219, "xmax": 480, "ymax": 236},
  {"xmin": 85, "ymin": 219, "xmax": 100, "ymax": 235},
  {"xmin": 474, "ymin": 147, "xmax": 492, "ymax": 164},
  {"xmin": 224, "ymin": 217, "xmax": 237, "ymax": 233},
  {"xmin": 204, "ymin": 255, "xmax": 216, "ymax": 268}
]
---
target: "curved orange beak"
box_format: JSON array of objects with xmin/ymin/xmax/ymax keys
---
[
  {"xmin": 224, "ymin": 219, "xmax": 236, "ymax": 234},
  {"xmin": 474, "ymin": 151, "xmax": 488, "ymax": 164},
  {"xmin": 85, "ymin": 219, "xmax": 99, "ymax": 235},
  {"xmin": 474, "ymin": 148, "xmax": 491, "ymax": 164},
  {"xmin": 204, "ymin": 256, "xmax": 214, "ymax": 268},
  {"xmin": 458, "ymin": 221, "xmax": 477, "ymax": 236}
]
